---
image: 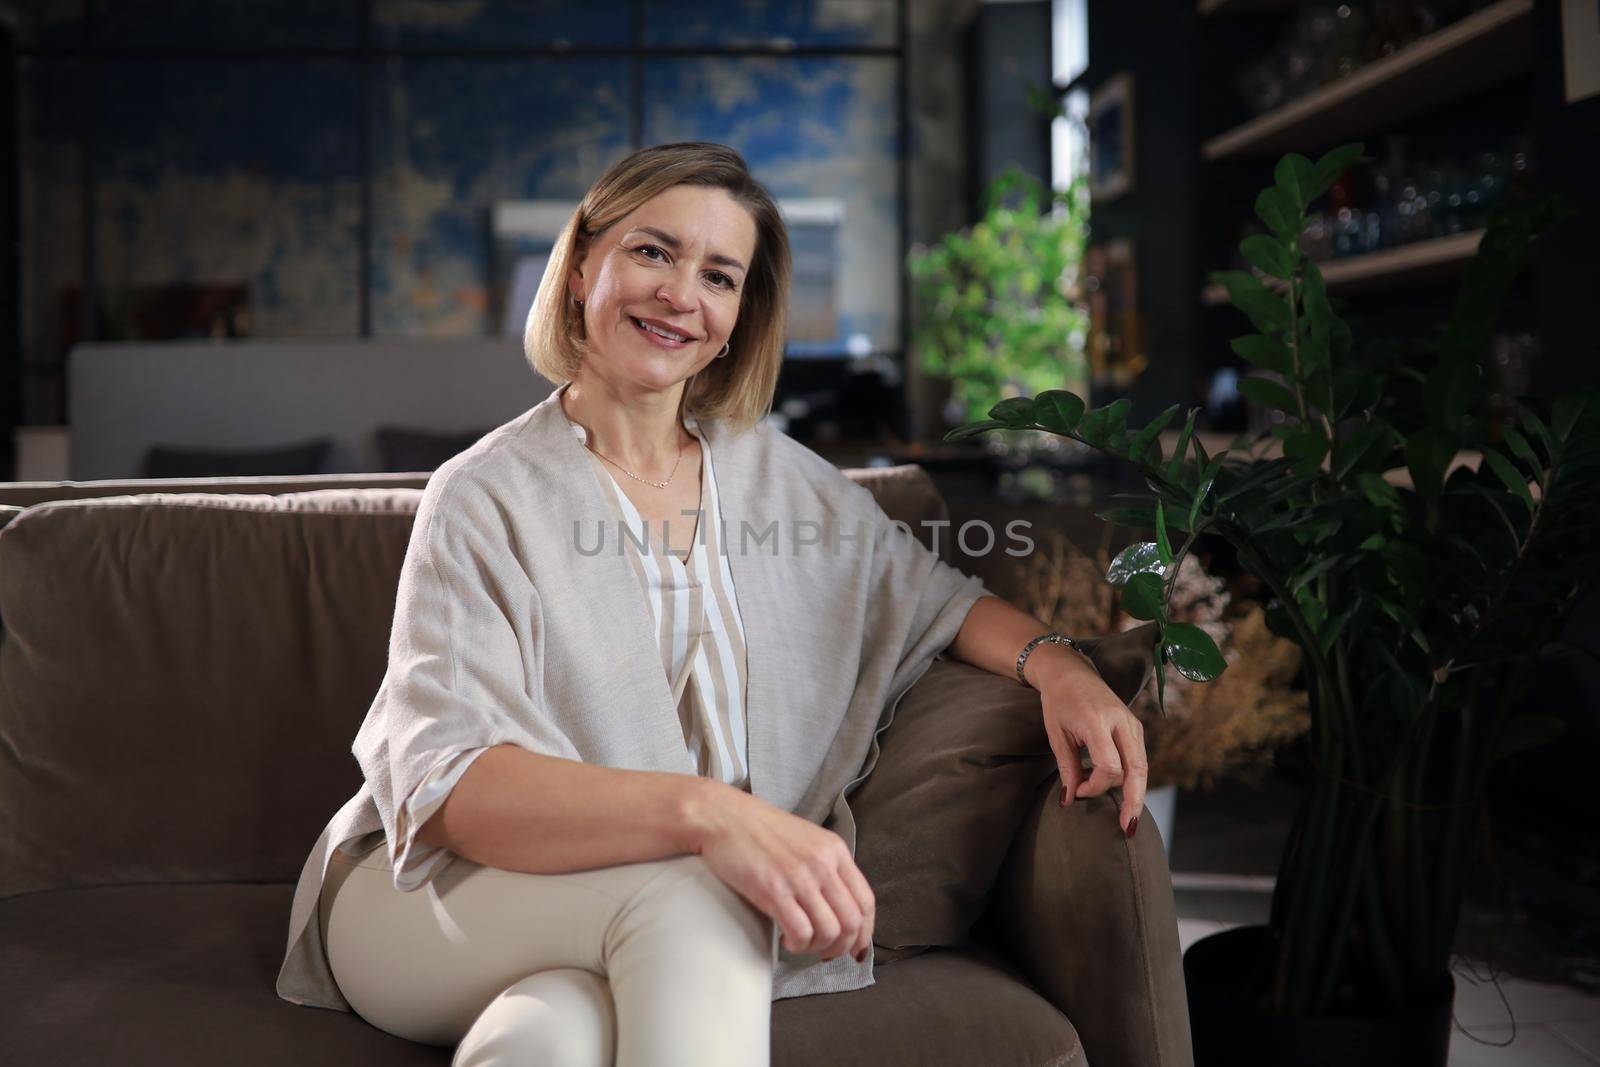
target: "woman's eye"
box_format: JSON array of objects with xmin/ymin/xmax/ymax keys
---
[{"xmin": 635, "ymin": 245, "xmax": 734, "ymax": 290}]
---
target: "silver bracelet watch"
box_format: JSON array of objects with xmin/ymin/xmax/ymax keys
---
[{"xmin": 1015, "ymin": 632, "xmax": 1087, "ymax": 688}]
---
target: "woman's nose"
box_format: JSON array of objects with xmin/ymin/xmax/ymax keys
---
[{"xmin": 657, "ymin": 273, "xmax": 695, "ymax": 310}]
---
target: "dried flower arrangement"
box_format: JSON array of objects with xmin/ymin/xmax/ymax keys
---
[{"xmin": 1015, "ymin": 527, "xmax": 1309, "ymax": 790}]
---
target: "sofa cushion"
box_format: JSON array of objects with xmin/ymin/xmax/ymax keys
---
[
  {"xmin": 854, "ymin": 624, "xmax": 1158, "ymax": 961},
  {"xmin": 141, "ymin": 438, "xmax": 334, "ymax": 479},
  {"xmin": 0, "ymin": 883, "xmax": 1081, "ymax": 1066},
  {"xmin": 0, "ymin": 884, "xmax": 447, "ymax": 1066},
  {"xmin": 0, "ymin": 490, "xmax": 425, "ymax": 898},
  {"xmin": 375, "ymin": 425, "xmax": 491, "ymax": 473}
]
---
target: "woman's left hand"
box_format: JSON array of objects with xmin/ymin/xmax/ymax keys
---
[
  {"xmin": 1036, "ymin": 655, "xmax": 1147, "ymax": 838},
  {"xmin": 945, "ymin": 595, "xmax": 1149, "ymax": 839}
]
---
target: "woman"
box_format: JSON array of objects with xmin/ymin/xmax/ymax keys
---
[{"xmin": 276, "ymin": 142, "xmax": 1148, "ymax": 1066}]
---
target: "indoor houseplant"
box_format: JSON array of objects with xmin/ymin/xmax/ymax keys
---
[
  {"xmin": 947, "ymin": 142, "xmax": 1600, "ymax": 1064},
  {"xmin": 908, "ymin": 166, "xmax": 1091, "ymax": 442},
  {"xmin": 1014, "ymin": 527, "xmax": 1310, "ymax": 852}
]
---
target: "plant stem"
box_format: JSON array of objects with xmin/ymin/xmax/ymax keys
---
[{"xmin": 1162, "ymin": 518, "xmax": 1214, "ymax": 615}]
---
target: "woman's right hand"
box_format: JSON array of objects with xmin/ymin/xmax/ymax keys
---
[{"xmin": 687, "ymin": 780, "xmax": 874, "ymax": 964}]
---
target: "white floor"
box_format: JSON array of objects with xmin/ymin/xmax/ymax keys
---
[{"xmin": 1174, "ymin": 880, "xmax": 1600, "ymax": 1065}]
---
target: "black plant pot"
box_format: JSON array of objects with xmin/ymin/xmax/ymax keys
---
[{"xmin": 1184, "ymin": 925, "xmax": 1455, "ymax": 1067}]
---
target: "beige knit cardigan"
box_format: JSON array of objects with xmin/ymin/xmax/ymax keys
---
[{"xmin": 276, "ymin": 385, "xmax": 991, "ymax": 1010}]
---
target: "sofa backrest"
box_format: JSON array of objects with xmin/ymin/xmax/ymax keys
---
[{"xmin": 0, "ymin": 467, "xmax": 952, "ymax": 899}]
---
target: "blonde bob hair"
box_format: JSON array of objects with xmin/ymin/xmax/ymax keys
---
[{"xmin": 524, "ymin": 142, "xmax": 791, "ymax": 435}]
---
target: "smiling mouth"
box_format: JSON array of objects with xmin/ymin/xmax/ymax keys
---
[{"xmin": 630, "ymin": 316, "xmax": 695, "ymax": 344}]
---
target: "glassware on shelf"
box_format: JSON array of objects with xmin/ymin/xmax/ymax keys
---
[
  {"xmin": 1330, "ymin": 3, "xmax": 1373, "ymax": 78},
  {"xmin": 1221, "ymin": 131, "xmax": 1535, "ymax": 283},
  {"xmin": 1232, "ymin": 0, "xmax": 1510, "ymax": 120}
]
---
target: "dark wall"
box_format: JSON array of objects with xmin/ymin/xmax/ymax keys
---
[
  {"xmin": 1530, "ymin": 0, "xmax": 1600, "ymax": 396},
  {"xmin": 2, "ymin": 20, "xmax": 15, "ymax": 481},
  {"xmin": 1077, "ymin": 0, "xmax": 1200, "ymax": 423}
]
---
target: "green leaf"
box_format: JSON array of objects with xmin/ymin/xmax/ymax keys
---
[
  {"xmin": 1302, "ymin": 259, "xmax": 1332, "ymax": 318},
  {"xmin": 1095, "ymin": 506, "xmax": 1167, "ymax": 531},
  {"xmin": 1290, "ymin": 554, "xmax": 1347, "ymax": 594},
  {"xmin": 1254, "ymin": 186, "xmax": 1299, "ymax": 240},
  {"xmin": 1189, "ymin": 453, "xmax": 1227, "ymax": 530},
  {"xmin": 1552, "ymin": 394, "xmax": 1589, "ymax": 441},
  {"xmin": 1479, "ymin": 448, "xmax": 1536, "ymax": 513},
  {"xmin": 1332, "ymin": 422, "xmax": 1392, "ymax": 479},
  {"xmin": 1331, "ymin": 362, "xmax": 1373, "ymax": 417},
  {"xmin": 1459, "ymin": 482, "xmax": 1523, "ymax": 550},
  {"xmin": 989, "ymin": 396, "xmax": 1037, "ymax": 428},
  {"xmin": 1357, "ymin": 471, "xmax": 1402, "ymax": 512},
  {"xmin": 1282, "ymin": 429, "xmax": 1330, "ymax": 474},
  {"xmin": 1238, "ymin": 376, "xmax": 1299, "ymax": 414},
  {"xmin": 1167, "ymin": 408, "xmax": 1198, "ymax": 482},
  {"xmin": 1274, "ymin": 153, "xmax": 1317, "ymax": 210},
  {"xmin": 1104, "ymin": 398, "xmax": 1133, "ymax": 442},
  {"xmin": 1487, "ymin": 714, "xmax": 1565, "ymax": 766},
  {"xmin": 1033, "ymin": 390, "xmax": 1085, "ymax": 434},
  {"xmin": 1241, "ymin": 234, "xmax": 1295, "ymax": 280},
  {"xmin": 1295, "ymin": 585, "xmax": 1328, "ymax": 632},
  {"xmin": 1422, "ymin": 357, "xmax": 1479, "ymax": 434},
  {"xmin": 1078, "ymin": 404, "xmax": 1111, "ymax": 445},
  {"xmin": 1377, "ymin": 599, "xmax": 1431, "ymax": 655},
  {"xmin": 1155, "ymin": 498, "xmax": 1174, "ymax": 565},
  {"xmin": 1231, "ymin": 334, "xmax": 1291, "ymax": 374},
  {"xmin": 1107, "ymin": 541, "xmax": 1166, "ymax": 586},
  {"xmin": 1503, "ymin": 427, "xmax": 1543, "ymax": 484},
  {"xmin": 944, "ymin": 419, "xmax": 1006, "ymax": 443},
  {"xmin": 1405, "ymin": 426, "xmax": 1457, "ymax": 509},
  {"xmin": 1216, "ymin": 270, "xmax": 1292, "ymax": 333},
  {"xmin": 1310, "ymin": 143, "xmax": 1365, "ymax": 202},
  {"xmin": 1128, "ymin": 403, "xmax": 1180, "ymax": 469},
  {"xmin": 1163, "ymin": 622, "xmax": 1228, "ymax": 683},
  {"xmin": 1318, "ymin": 606, "xmax": 1355, "ymax": 657},
  {"xmin": 1516, "ymin": 404, "xmax": 1557, "ymax": 460},
  {"xmin": 1122, "ymin": 572, "xmax": 1167, "ymax": 621}
]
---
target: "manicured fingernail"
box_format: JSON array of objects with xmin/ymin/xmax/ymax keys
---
[
  {"xmin": 1125, "ymin": 816, "xmax": 1139, "ymax": 840},
  {"xmin": 855, "ymin": 948, "xmax": 868, "ymax": 963},
  {"xmin": 1060, "ymin": 786, "xmax": 1068, "ymax": 807}
]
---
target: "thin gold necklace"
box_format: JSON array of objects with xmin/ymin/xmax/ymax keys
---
[{"xmin": 586, "ymin": 433, "xmax": 685, "ymax": 489}]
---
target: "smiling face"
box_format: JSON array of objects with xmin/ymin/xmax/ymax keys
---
[{"xmin": 567, "ymin": 184, "xmax": 759, "ymax": 398}]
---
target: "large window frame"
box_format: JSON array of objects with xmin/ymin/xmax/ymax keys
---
[{"xmin": 9, "ymin": 0, "xmax": 912, "ymax": 431}]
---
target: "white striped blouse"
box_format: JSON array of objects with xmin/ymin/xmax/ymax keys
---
[
  {"xmin": 388, "ymin": 401, "xmax": 751, "ymax": 889},
  {"xmin": 573, "ymin": 410, "xmax": 753, "ymax": 794}
]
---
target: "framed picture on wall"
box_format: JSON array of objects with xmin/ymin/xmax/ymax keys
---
[
  {"xmin": 1083, "ymin": 237, "xmax": 1147, "ymax": 389},
  {"xmin": 1088, "ymin": 72, "xmax": 1136, "ymax": 204}
]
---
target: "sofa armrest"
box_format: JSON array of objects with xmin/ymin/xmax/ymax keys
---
[{"xmin": 977, "ymin": 781, "xmax": 1194, "ymax": 1067}]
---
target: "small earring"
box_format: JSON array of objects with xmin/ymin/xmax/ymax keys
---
[{"xmin": 717, "ymin": 342, "xmax": 730, "ymax": 359}]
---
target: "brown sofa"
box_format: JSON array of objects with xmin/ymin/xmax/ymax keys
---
[{"xmin": 0, "ymin": 470, "xmax": 1192, "ymax": 1067}]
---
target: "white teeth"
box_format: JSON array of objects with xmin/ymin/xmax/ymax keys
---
[{"xmin": 635, "ymin": 318, "xmax": 688, "ymax": 342}]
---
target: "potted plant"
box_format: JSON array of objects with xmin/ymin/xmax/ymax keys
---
[
  {"xmin": 946, "ymin": 142, "xmax": 1600, "ymax": 1065},
  {"xmin": 907, "ymin": 166, "xmax": 1092, "ymax": 457},
  {"xmin": 1014, "ymin": 527, "xmax": 1310, "ymax": 853}
]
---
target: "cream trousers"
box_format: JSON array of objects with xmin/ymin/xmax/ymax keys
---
[{"xmin": 319, "ymin": 842, "xmax": 776, "ymax": 1067}]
